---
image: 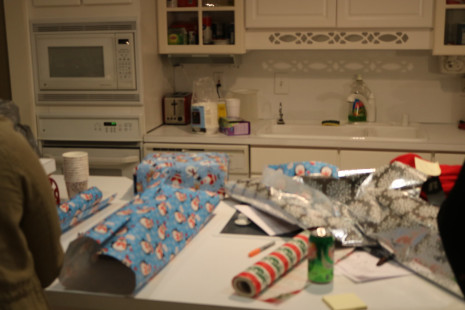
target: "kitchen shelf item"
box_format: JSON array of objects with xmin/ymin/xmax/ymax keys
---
[{"xmin": 157, "ymin": 0, "xmax": 244, "ymax": 54}]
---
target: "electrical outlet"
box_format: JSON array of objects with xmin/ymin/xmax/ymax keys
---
[
  {"xmin": 440, "ymin": 56, "xmax": 465, "ymax": 74},
  {"xmin": 274, "ymin": 72, "xmax": 289, "ymax": 94},
  {"xmin": 213, "ymin": 72, "xmax": 223, "ymax": 84}
]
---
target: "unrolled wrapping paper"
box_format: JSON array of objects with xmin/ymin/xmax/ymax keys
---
[
  {"xmin": 59, "ymin": 184, "xmax": 220, "ymax": 295},
  {"xmin": 57, "ymin": 187, "xmax": 115, "ymax": 233},
  {"xmin": 226, "ymin": 169, "xmax": 365, "ymax": 246},
  {"xmin": 229, "ymin": 162, "xmax": 463, "ymax": 298},
  {"xmin": 232, "ymin": 230, "xmax": 312, "ymax": 298}
]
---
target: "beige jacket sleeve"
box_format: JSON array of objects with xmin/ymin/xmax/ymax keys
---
[{"xmin": 0, "ymin": 118, "xmax": 63, "ymax": 294}]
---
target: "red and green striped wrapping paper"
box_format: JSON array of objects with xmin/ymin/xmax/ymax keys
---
[{"xmin": 232, "ymin": 230, "xmax": 313, "ymax": 298}]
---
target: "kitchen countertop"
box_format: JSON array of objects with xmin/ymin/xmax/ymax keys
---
[
  {"xmin": 144, "ymin": 120, "xmax": 465, "ymax": 153},
  {"xmin": 46, "ymin": 176, "xmax": 465, "ymax": 310}
]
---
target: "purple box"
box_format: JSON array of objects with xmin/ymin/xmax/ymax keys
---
[{"xmin": 220, "ymin": 117, "xmax": 250, "ymax": 136}]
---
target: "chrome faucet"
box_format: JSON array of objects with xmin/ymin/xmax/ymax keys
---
[{"xmin": 277, "ymin": 102, "xmax": 285, "ymax": 125}]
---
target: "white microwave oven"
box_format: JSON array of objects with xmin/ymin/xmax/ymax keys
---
[{"xmin": 32, "ymin": 21, "xmax": 137, "ymax": 92}]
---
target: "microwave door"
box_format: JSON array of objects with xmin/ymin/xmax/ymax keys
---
[{"xmin": 35, "ymin": 34, "xmax": 117, "ymax": 90}]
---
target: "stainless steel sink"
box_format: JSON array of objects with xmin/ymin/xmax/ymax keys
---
[
  {"xmin": 257, "ymin": 122, "xmax": 427, "ymax": 142},
  {"xmin": 365, "ymin": 125, "xmax": 426, "ymax": 141},
  {"xmin": 258, "ymin": 124, "xmax": 366, "ymax": 139}
]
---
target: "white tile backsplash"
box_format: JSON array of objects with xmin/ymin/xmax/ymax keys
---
[{"xmin": 172, "ymin": 50, "xmax": 465, "ymax": 124}]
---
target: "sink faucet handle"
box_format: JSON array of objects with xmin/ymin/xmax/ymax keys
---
[{"xmin": 277, "ymin": 102, "xmax": 285, "ymax": 124}]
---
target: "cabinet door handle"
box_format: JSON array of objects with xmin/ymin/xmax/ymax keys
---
[{"xmin": 89, "ymin": 155, "xmax": 140, "ymax": 166}]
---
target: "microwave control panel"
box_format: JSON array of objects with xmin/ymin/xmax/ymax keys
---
[{"xmin": 115, "ymin": 33, "xmax": 136, "ymax": 90}]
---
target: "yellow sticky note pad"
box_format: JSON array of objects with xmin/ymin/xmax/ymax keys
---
[{"xmin": 322, "ymin": 293, "xmax": 367, "ymax": 310}]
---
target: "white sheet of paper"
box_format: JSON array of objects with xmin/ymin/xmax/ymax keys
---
[
  {"xmin": 234, "ymin": 204, "xmax": 300, "ymax": 236},
  {"xmin": 414, "ymin": 157, "xmax": 441, "ymax": 176},
  {"xmin": 335, "ymin": 251, "xmax": 411, "ymax": 283}
]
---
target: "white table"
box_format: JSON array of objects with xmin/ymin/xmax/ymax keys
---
[
  {"xmin": 51, "ymin": 174, "xmax": 134, "ymax": 202},
  {"xmin": 46, "ymin": 176, "xmax": 465, "ymax": 310}
]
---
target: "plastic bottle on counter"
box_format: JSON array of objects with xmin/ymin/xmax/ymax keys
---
[
  {"xmin": 202, "ymin": 16, "xmax": 212, "ymax": 44},
  {"xmin": 366, "ymin": 93, "xmax": 376, "ymax": 122},
  {"xmin": 347, "ymin": 74, "xmax": 372, "ymax": 122},
  {"xmin": 191, "ymin": 101, "xmax": 218, "ymax": 134},
  {"xmin": 217, "ymin": 99, "xmax": 227, "ymax": 120},
  {"xmin": 191, "ymin": 76, "xmax": 219, "ymax": 134}
]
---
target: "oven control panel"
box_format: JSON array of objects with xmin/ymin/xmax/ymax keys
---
[
  {"xmin": 38, "ymin": 116, "xmax": 142, "ymax": 141},
  {"xmin": 93, "ymin": 121, "xmax": 135, "ymax": 134}
]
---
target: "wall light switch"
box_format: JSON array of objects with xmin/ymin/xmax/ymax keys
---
[{"xmin": 274, "ymin": 73, "xmax": 289, "ymax": 94}]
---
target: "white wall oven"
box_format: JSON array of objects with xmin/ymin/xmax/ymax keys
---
[
  {"xmin": 38, "ymin": 115, "xmax": 142, "ymax": 179},
  {"xmin": 32, "ymin": 20, "xmax": 151, "ymax": 179}
]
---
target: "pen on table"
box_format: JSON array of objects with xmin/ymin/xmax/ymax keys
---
[
  {"xmin": 335, "ymin": 248, "xmax": 357, "ymax": 264},
  {"xmin": 376, "ymin": 252, "xmax": 395, "ymax": 266},
  {"xmin": 248, "ymin": 241, "xmax": 276, "ymax": 258}
]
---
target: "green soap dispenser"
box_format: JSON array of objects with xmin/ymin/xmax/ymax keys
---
[{"xmin": 347, "ymin": 74, "xmax": 371, "ymax": 122}]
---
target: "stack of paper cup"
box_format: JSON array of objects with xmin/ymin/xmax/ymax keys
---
[
  {"xmin": 62, "ymin": 151, "xmax": 89, "ymax": 199},
  {"xmin": 226, "ymin": 98, "xmax": 241, "ymax": 118}
]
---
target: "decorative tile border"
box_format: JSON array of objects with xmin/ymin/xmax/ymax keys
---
[
  {"xmin": 246, "ymin": 30, "xmax": 432, "ymax": 50},
  {"xmin": 268, "ymin": 31, "xmax": 409, "ymax": 45}
]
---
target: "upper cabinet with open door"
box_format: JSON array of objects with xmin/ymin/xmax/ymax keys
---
[{"xmin": 157, "ymin": 0, "xmax": 245, "ymax": 54}]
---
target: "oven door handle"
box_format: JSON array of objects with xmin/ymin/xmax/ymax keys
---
[{"xmin": 89, "ymin": 155, "xmax": 140, "ymax": 166}]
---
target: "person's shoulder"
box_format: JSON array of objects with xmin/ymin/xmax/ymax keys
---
[
  {"xmin": 0, "ymin": 115, "xmax": 17, "ymax": 135},
  {"xmin": 0, "ymin": 115, "xmax": 14, "ymax": 128},
  {"xmin": 0, "ymin": 117, "xmax": 34, "ymax": 158}
]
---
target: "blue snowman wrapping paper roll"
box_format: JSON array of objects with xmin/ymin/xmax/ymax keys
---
[{"xmin": 57, "ymin": 187, "xmax": 115, "ymax": 233}]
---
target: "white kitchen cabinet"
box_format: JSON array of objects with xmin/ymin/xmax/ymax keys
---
[
  {"xmin": 251, "ymin": 147, "xmax": 434, "ymax": 176},
  {"xmin": 339, "ymin": 150, "xmax": 432, "ymax": 170},
  {"xmin": 32, "ymin": 0, "xmax": 131, "ymax": 6},
  {"xmin": 32, "ymin": 0, "xmax": 80, "ymax": 6},
  {"xmin": 246, "ymin": 0, "xmax": 336, "ymax": 28},
  {"xmin": 250, "ymin": 146, "xmax": 339, "ymax": 177},
  {"xmin": 246, "ymin": 0, "xmax": 433, "ymax": 29},
  {"xmin": 157, "ymin": 0, "xmax": 245, "ymax": 54},
  {"xmin": 433, "ymin": 152, "xmax": 465, "ymax": 165},
  {"xmin": 433, "ymin": 0, "xmax": 465, "ymax": 55},
  {"xmin": 337, "ymin": 0, "xmax": 433, "ymax": 28},
  {"xmin": 82, "ymin": 0, "xmax": 132, "ymax": 4},
  {"xmin": 245, "ymin": 0, "xmax": 432, "ymax": 50},
  {"xmin": 144, "ymin": 142, "xmax": 249, "ymax": 180}
]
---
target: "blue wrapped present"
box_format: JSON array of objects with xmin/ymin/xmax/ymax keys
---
[
  {"xmin": 268, "ymin": 161, "xmax": 338, "ymax": 178},
  {"xmin": 134, "ymin": 152, "xmax": 229, "ymax": 197}
]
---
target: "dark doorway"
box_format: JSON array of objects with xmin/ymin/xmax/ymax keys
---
[{"xmin": 0, "ymin": 0, "xmax": 11, "ymax": 101}]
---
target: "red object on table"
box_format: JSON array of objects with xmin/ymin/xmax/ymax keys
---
[
  {"xmin": 390, "ymin": 153, "xmax": 462, "ymax": 197},
  {"xmin": 49, "ymin": 177, "xmax": 60, "ymax": 205}
]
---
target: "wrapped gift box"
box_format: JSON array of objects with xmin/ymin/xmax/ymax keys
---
[{"xmin": 134, "ymin": 152, "xmax": 229, "ymax": 197}]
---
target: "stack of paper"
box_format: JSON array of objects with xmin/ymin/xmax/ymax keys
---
[{"xmin": 335, "ymin": 251, "xmax": 411, "ymax": 283}]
